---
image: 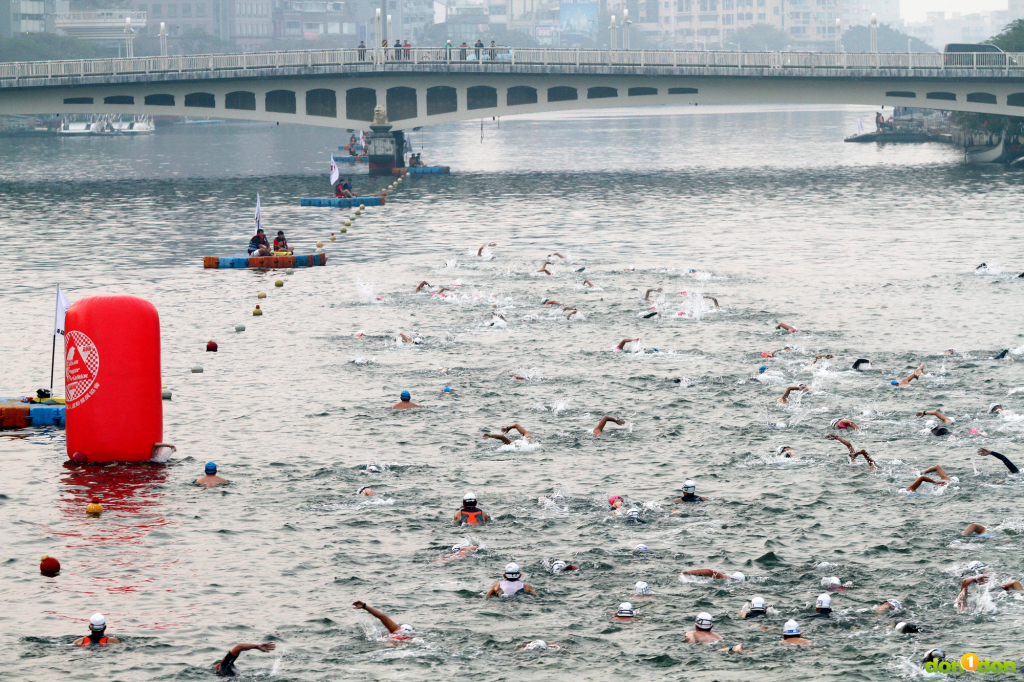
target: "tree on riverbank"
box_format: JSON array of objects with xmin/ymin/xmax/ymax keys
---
[
  {"xmin": 729, "ymin": 24, "xmax": 790, "ymax": 51},
  {"xmin": 842, "ymin": 24, "xmax": 935, "ymax": 53},
  {"xmin": 0, "ymin": 34, "xmax": 102, "ymax": 62},
  {"xmin": 987, "ymin": 19, "xmax": 1024, "ymax": 52}
]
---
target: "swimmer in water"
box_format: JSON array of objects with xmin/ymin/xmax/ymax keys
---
[
  {"xmin": 685, "ymin": 613, "xmax": 723, "ymax": 644},
  {"xmin": 675, "ymin": 480, "xmax": 708, "ymax": 502},
  {"xmin": 537, "ymin": 261, "xmax": 553, "ymax": 275},
  {"xmin": 548, "ymin": 252, "xmax": 565, "ymax": 259},
  {"xmin": 614, "ymin": 338, "xmax": 640, "ymax": 352},
  {"xmin": 483, "ymin": 423, "xmax": 537, "ymax": 444},
  {"xmin": 593, "ymin": 416, "xmax": 626, "ymax": 436},
  {"xmin": 905, "ymin": 465, "xmax": 952, "ymax": 492},
  {"xmin": 704, "ymin": 296, "xmax": 719, "ymax": 308},
  {"xmin": 517, "ymin": 639, "xmax": 561, "ymax": 650},
  {"xmin": 357, "ymin": 486, "xmax": 375, "ymax": 496},
  {"xmin": 72, "ymin": 613, "xmax": 122, "ymax": 646},
  {"xmin": 583, "ymin": 279, "xmax": 595, "ymax": 288},
  {"xmin": 738, "ymin": 597, "xmax": 769, "ymax": 619},
  {"xmin": 977, "ymin": 448, "xmax": 1020, "ymax": 474},
  {"xmin": 825, "ymin": 434, "xmax": 878, "ymax": 469},
  {"xmin": 352, "ymin": 601, "xmax": 416, "ymax": 640},
  {"xmin": 776, "ymin": 323, "xmax": 799, "ymax": 333},
  {"xmin": 454, "ymin": 492, "xmax": 489, "ymax": 524},
  {"xmin": 781, "ymin": 620, "xmax": 811, "ymax": 646},
  {"xmin": 990, "ymin": 403, "xmax": 1004, "ymax": 414},
  {"xmin": 541, "ymin": 299, "xmax": 562, "ymax": 306},
  {"xmin": 956, "ymin": 575, "xmax": 1024, "ymax": 613},
  {"xmin": 612, "ymin": 602, "xmax": 638, "ymax": 622},
  {"xmin": 874, "ymin": 599, "xmax": 902, "ymax": 615},
  {"xmin": 681, "ymin": 568, "xmax": 746, "ymax": 581},
  {"xmin": 195, "ymin": 461, "xmax": 228, "ymax": 487},
  {"xmin": 852, "ymin": 358, "xmax": 872, "ymax": 371},
  {"xmin": 916, "ymin": 409, "xmax": 954, "ymax": 424},
  {"xmin": 963, "ymin": 523, "xmax": 987, "ymax": 535},
  {"xmin": 776, "ymin": 445, "xmax": 796, "ymax": 458},
  {"xmin": 807, "ymin": 593, "xmax": 832, "ymax": 619},
  {"xmin": 392, "ymin": 390, "xmax": 419, "ymax": 410},
  {"xmin": 830, "ymin": 418, "xmax": 859, "ymax": 430},
  {"xmin": 608, "ymin": 494, "xmax": 626, "ymax": 511},
  {"xmin": 892, "ymin": 363, "xmax": 925, "ymax": 387},
  {"xmin": 779, "ymin": 384, "xmax": 810, "ymax": 405},
  {"xmin": 551, "ymin": 561, "xmax": 579, "ymax": 574},
  {"xmin": 634, "ymin": 581, "xmax": 651, "ymax": 596},
  {"xmin": 485, "ymin": 562, "xmax": 537, "ymax": 598},
  {"xmin": 804, "ymin": 354, "xmax": 834, "ymax": 370},
  {"xmin": 822, "ymin": 576, "xmax": 848, "ymax": 592},
  {"xmin": 477, "ymin": 243, "xmax": 496, "ymax": 257},
  {"xmin": 565, "ymin": 308, "xmax": 582, "ymax": 320},
  {"xmin": 436, "ymin": 544, "xmax": 479, "ymax": 562},
  {"xmin": 414, "ymin": 280, "xmax": 432, "ymax": 292},
  {"xmin": 213, "ymin": 641, "xmax": 276, "ymax": 676},
  {"xmin": 643, "ymin": 288, "xmax": 663, "ymax": 301}
]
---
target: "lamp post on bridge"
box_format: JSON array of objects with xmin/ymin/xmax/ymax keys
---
[
  {"xmin": 124, "ymin": 17, "xmax": 135, "ymax": 58},
  {"xmin": 159, "ymin": 21, "xmax": 168, "ymax": 57},
  {"xmin": 834, "ymin": 18, "xmax": 841, "ymax": 53},
  {"xmin": 870, "ymin": 13, "xmax": 877, "ymax": 53},
  {"xmin": 622, "ymin": 8, "xmax": 630, "ymax": 50},
  {"xmin": 609, "ymin": 15, "xmax": 617, "ymax": 50}
]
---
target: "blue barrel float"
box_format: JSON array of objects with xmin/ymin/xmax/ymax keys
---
[
  {"xmin": 0, "ymin": 397, "xmax": 66, "ymax": 428},
  {"xmin": 299, "ymin": 196, "xmax": 384, "ymax": 208},
  {"xmin": 203, "ymin": 253, "xmax": 327, "ymax": 269}
]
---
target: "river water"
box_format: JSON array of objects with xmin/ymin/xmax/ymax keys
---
[{"xmin": 2, "ymin": 105, "xmax": 1024, "ymax": 681}]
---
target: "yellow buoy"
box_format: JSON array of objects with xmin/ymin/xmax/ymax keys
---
[
  {"xmin": 86, "ymin": 500, "xmax": 103, "ymax": 515},
  {"xmin": 275, "ymin": 279, "xmax": 284, "ymax": 287},
  {"xmin": 253, "ymin": 305, "xmax": 263, "ymax": 316},
  {"xmin": 316, "ymin": 241, "xmax": 323, "ymax": 248},
  {"xmin": 344, "ymin": 220, "xmax": 351, "ymax": 227},
  {"xmin": 359, "ymin": 204, "xmax": 365, "ymax": 210},
  {"xmin": 257, "ymin": 291, "xmax": 266, "ymax": 299},
  {"xmin": 330, "ymin": 234, "xmax": 336, "ymax": 242},
  {"xmin": 339, "ymin": 226, "xmax": 347, "ymax": 233}
]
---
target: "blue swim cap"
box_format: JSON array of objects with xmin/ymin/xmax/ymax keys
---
[
  {"xmin": 400, "ymin": 390, "xmax": 411, "ymax": 401},
  {"xmin": 205, "ymin": 462, "xmax": 217, "ymax": 474},
  {"xmin": 890, "ymin": 380, "xmax": 899, "ymax": 385},
  {"xmin": 443, "ymin": 386, "xmax": 452, "ymax": 393},
  {"xmin": 758, "ymin": 365, "xmax": 768, "ymax": 374}
]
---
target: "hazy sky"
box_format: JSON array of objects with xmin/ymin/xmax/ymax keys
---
[{"xmin": 900, "ymin": 0, "xmax": 1010, "ymax": 22}]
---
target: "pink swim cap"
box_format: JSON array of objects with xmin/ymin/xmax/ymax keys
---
[
  {"xmin": 970, "ymin": 428, "xmax": 979, "ymax": 434},
  {"xmin": 609, "ymin": 495, "xmax": 622, "ymax": 505},
  {"xmin": 761, "ymin": 352, "xmax": 770, "ymax": 358}
]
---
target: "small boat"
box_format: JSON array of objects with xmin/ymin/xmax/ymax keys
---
[
  {"xmin": 966, "ymin": 131, "xmax": 1005, "ymax": 164},
  {"xmin": 58, "ymin": 119, "xmax": 96, "ymax": 136},
  {"xmin": 845, "ymin": 129, "xmax": 937, "ymax": 143}
]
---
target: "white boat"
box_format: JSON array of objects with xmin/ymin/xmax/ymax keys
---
[
  {"xmin": 58, "ymin": 119, "xmax": 96, "ymax": 135},
  {"xmin": 92, "ymin": 115, "xmax": 155, "ymax": 136},
  {"xmin": 966, "ymin": 131, "xmax": 1005, "ymax": 164}
]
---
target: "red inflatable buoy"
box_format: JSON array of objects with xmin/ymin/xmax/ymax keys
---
[
  {"xmin": 40, "ymin": 555, "xmax": 61, "ymax": 576},
  {"xmin": 70, "ymin": 451, "xmax": 88, "ymax": 463},
  {"xmin": 206, "ymin": 340, "xmax": 218, "ymax": 352},
  {"xmin": 65, "ymin": 295, "xmax": 163, "ymax": 463}
]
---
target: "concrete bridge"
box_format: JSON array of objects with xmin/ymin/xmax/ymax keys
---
[{"xmin": 2, "ymin": 48, "xmax": 1023, "ymax": 130}]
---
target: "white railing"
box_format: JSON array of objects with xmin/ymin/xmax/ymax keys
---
[
  {"xmin": 54, "ymin": 11, "xmax": 147, "ymax": 24},
  {"xmin": 2, "ymin": 48, "xmax": 1022, "ymax": 80}
]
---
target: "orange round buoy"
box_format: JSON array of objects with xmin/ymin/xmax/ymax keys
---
[
  {"xmin": 70, "ymin": 451, "xmax": 88, "ymax": 463},
  {"xmin": 206, "ymin": 340, "xmax": 218, "ymax": 352},
  {"xmin": 40, "ymin": 555, "xmax": 61, "ymax": 576},
  {"xmin": 86, "ymin": 499, "xmax": 103, "ymax": 515}
]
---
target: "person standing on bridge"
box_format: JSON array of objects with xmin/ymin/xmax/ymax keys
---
[
  {"xmin": 444, "ymin": 40, "xmax": 453, "ymax": 60},
  {"xmin": 394, "ymin": 39, "xmax": 402, "ymax": 60},
  {"xmin": 404, "ymin": 40, "xmax": 411, "ymax": 59},
  {"xmin": 474, "ymin": 38, "xmax": 484, "ymax": 60},
  {"xmin": 459, "ymin": 42, "xmax": 468, "ymax": 60},
  {"xmin": 358, "ymin": 41, "xmax": 366, "ymax": 60}
]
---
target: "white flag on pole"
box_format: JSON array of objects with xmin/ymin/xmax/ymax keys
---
[
  {"xmin": 857, "ymin": 117, "xmax": 864, "ymax": 133},
  {"xmin": 330, "ymin": 157, "xmax": 339, "ymax": 186},
  {"xmin": 54, "ymin": 286, "xmax": 71, "ymax": 337},
  {"xmin": 254, "ymin": 193, "xmax": 261, "ymax": 234}
]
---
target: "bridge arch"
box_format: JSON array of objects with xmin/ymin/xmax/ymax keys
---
[
  {"xmin": 548, "ymin": 86, "xmax": 577, "ymax": 102},
  {"xmin": 185, "ymin": 92, "xmax": 216, "ymax": 108},
  {"xmin": 507, "ymin": 85, "xmax": 537, "ymax": 106},
  {"xmin": 307, "ymin": 88, "xmax": 337, "ymax": 118},
  {"xmin": 966, "ymin": 92, "xmax": 997, "ymax": 104},
  {"xmin": 886, "ymin": 90, "xmax": 916, "ymax": 98},
  {"xmin": 386, "ymin": 86, "xmax": 417, "ymax": 120},
  {"xmin": 266, "ymin": 89, "xmax": 296, "ymax": 114},
  {"xmin": 64, "ymin": 96, "xmax": 93, "ymax": 104},
  {"xmin": 628, "ymin": 87, "xmax": 658, "ymax": 96},
  {"xmin": 346, "ymin": 87, "xmax": 375, "ymax": 121},
  {"xmin": 226, "ymin": 91, "xmax": 256, "ymax": 110},
  {"xmin": 1008, "ymin": 93, "xmax": 1024, "ymax": 107},
  {"xmin": 468, "ymin": 85, "xmax": 497, "ymax": 110},
  {"xmin": 427, "ymin": 86, "xmax": 457, "ymax": 115},
  {"xmin": 144, "ymin": 94, "xmax": 174, "ymax": 106},
  {"xmin": 926, "ymin": 91, "xmax": 957, "ymax": 101},
  {"xmin": 104, "ymin": 95, "xmax": 133, "ymax": 104},
  {"xmin": 588, "ymin": 86, "xmax": 618, "ymax": 99}
]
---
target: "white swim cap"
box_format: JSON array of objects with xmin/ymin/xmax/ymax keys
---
[
  {"xmin": 528, "ymin": 639, "xmax": 547, "ymax": 649},
  {"xmin": 695, "ymin": 612, "xmax": 713, "ymax": 630},
  {"xmin": 750, "ymin": 596, "xmax": 767, "ymax": 612},
  {"xmin": 783, "ymin": 619, "xmax": 801, "ymax": 636},
  {"xmin": 635, "ymin": 581, "xmax": 650, "ymax": 596},
  {"xmin": 990, "ymin": 403, "xmax": 1002, "ymax": 413},
  {"xmin": 399, "ymin": 623, "xmax": 414, "ymax": 632},
  {"xmin": 925, "ymin": 419, "xmax": 938, "ymax": 429},
  {"xmin": 504, "ymin": 562, "xmax": 521, "ymax": 578},
  {"xmin": 551, "ymin": 561, "xmax": 568, "ymax": 573},
  {"xmin": 89, "ymin": 613, "xmax": 106, "ymax": 631},
  {"xmin": 885, "ymin": 599, "xmax": 902, "ymax": 611},
  {"xmin": 816, "ymin": 593, "xmax": 832, "ymax": 609},
  {"xmin": 830, "ymin": 418, "xmax": 840, "ymax": 428},
  {"xmin": 776, "ymin": 445, "xmax": 789, "ymax": 455},
  {"xmin": 617, "ymin": 602, "xmax": 634, "ymax": 617},
  {"xmin": 822, "ymin": 576, "xmax": 841, "ymax": 587},
  {"xmin": 731, "ymin": 572, "xmax": 745, "ymax": 581},
  {"xmin": 451, "ymin": 544, "xmax": 463, "ymax": 553},
  {"xmin": 634, "ymin": 544, "xmax": 649, "ymax": 554},
  {"xmin": 895, "ymin": 621, "xmax": 908, "ymax": 633},
  {"xmin": 967, "ymin": 560, "xmax": 987, "ymax": 574},
  {"xmin": 683, "ymin": 480, "xmax": 696, "ymax": 494},
  {"xmin": 627, "ymin": 508, "xmax": 641, "ymax": 519},
  {"xmin": 463, "ymin": 491, "xmax": 477, "ymax": 504}
]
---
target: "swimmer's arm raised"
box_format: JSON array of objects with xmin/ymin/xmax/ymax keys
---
[
  {"xmin": 477, "ymin": 243, "xmax": 496, "ymax": 256},
  {"xmin": 228, "ymin": 642, "xmax": 276, "ymax": 655},
  {"xmin": 583, "ymin": 279, "xmax": 595, "ymax": 288},
  {"xmin": 615, "ymin": 338, "xmax": 638, "ymax": 350},
  {"xmin": 502, "ymin": 423, "xmax": 532, "ymax": 439},
  {"xmin": 825, "ymin": 434, "xmax": 855, "ymax": 455},
  {"xmin": 593, "ymin": 416, "xmax": 625, "ymax": 436},
  {"xmin": 978, "ymin": 448, "xmax": 1020, "ymax": 474},
  {"xmin": 776, "ymin": 323, "xmax": 798, "ymax": 332},
  {"xmin": 703, "ymin": 296, "xmax": 719, "ymax": 308},
  {"xmin": 414, "ymin": 281, "xmax": 430, "ymax": 293},
  {"xmin": 353, "ymin": 602, "xmax": 401, "ymax": 634},
  {"xmin": 483, "ymin": 433, "xmax": 513, "ymax": 445},
  {"xmin": 957, "ymin": 575, "xmax": 988, "ymax": 612},
  {"xmin": 644, "ymin": 288, "xmax": 662, "ymax": 301},
  {"xmin": 916, "ymin": 410, "xmax": 952, "ymax": 423}
]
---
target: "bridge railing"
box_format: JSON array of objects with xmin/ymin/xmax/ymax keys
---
[{"xmin": 2, "ymin": 48, "xmax": 1023, "ymax": 80}]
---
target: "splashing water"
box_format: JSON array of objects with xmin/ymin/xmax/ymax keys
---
[
  {"xmin": 445, "ymin": 256, "xmax": 458, "ymax": 269},
  {"xmin": 674, "ymin": 291, "xmax": 719, "ymax": 320},
  {"xmin": 270, "ymin": 658, "xmax": 281, "ymax": 676},
  {"xmin": 355, "ymin": 280, "xmax": 376, "ymax": 304},
  {"xmin": 551, "ymin": 400, "xmax": 572, "ymax": 414}
]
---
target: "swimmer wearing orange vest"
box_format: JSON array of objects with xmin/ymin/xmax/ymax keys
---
[
  {"xmin": 453, "ymin": 492, "xmax": 489, "ymax": 524},
  {"xmin": 73, "ymin": 613, "xmax": 121, "ymax": 646}
]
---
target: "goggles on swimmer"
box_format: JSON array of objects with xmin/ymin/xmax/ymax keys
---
[
  {"xmin": 695, "ymin": 612, "xmax": 713, "ymax": 630},
  {"xmin": 750, "ymin": 597, "xmax": 767, "ymax": 612},
  {"xmin": 616, "ymin": 602, "xmax": 634, "ymax": 617},
  {"xmin": 635, "ymin": 581, "xmax": 650, "ymax": 596}
]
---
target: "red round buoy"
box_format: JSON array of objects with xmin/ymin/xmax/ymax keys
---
[
  {"xmin": 40, "ymin": 555, "xmax": 61, "ymax": 576},
  {"xmin": 70, "ymin": 451, "xmax": 88, "ymax": 463},
  {"xmin": 255, "ymin": 305, "xmax": 261, "ymax": 309},
  {"xmin": 206, "ymin": 340, "xmax": 218, "ymax": 352}
]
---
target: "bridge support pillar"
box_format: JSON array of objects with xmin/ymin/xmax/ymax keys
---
[{"xmin": 367, "ymin": 123, "xmax": 397, "ymax": 176}]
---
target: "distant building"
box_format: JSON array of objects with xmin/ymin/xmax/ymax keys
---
[
  {"xmin": 902, "ymin": 10, "xmax": 1013, "ymax": 51},
  {"xmin": 842, "ymin": 0, "xmax": 896, "ymax": 28},
  {"xmin": 130, "ymin": 0, "xmax": 226, "ymax": 42},
  {"xmin": 1, "ymin": 0, "xmax": 64, "ymax": 38}
]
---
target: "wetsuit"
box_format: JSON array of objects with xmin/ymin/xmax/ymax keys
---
[
  {"xmin": 852, "ymin": 359, "xmax": 871, "ymax": 370},
  {"xmin": 79, "ymin": 633, "xmax": 109, "ymax": 646},
  {"xmin": 988, "ymin": 451, "xmax": 1020, "ymax": 474},
  {"xmin": 679, "ymin": 493, "xmax": 703, "ymax": 503},
  {"xmin": 457, "ymin": 506, "xmax": 486, "ymax": 524},
  {"xmin": 499, "ymin": 579, "xmax": 525, "ymax": 597},
  {"xmin": 215, "ymin": 650, "xmax": 239, "ymax": 677},
  {"xmin": 742, "ymin": 610, "xmax": 767, "ymax": 619}
]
